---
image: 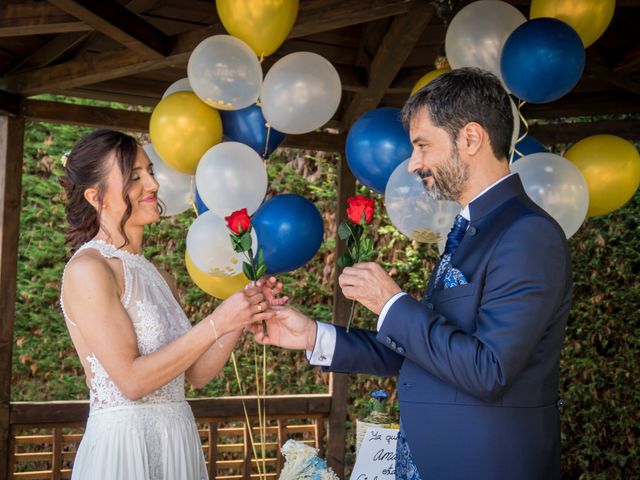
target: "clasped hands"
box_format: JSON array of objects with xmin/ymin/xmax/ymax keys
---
[{"xmin": 243, "ymin": 263, "xmax": 401, "ymax": 352}]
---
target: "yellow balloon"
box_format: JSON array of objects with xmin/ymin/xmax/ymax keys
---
[
  {"xmin": 530, "ymin": 0, "xmax": 615, "ymax": 47},
  {"xmin": 216, "ymin": 0, "xmax": 299, "ymax": 57},
  {"xmin": 186, "ymin": 253, "xmax": 250, "ymax": 299},
  {"xmin": 565, "ymin": 135, "xmax": 640, "ymax": 217},
  {"xmin": 149, "ymin": 92, "xmax": 222, "ymax": 175},
  {"xmin": 410, "ymin": 68, "xmax": 451, "ymax": 96}
]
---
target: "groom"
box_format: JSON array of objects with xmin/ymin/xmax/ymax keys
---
[{"xmin": 254, "ymin": 68, "xmax": 572, "ymax": 479}]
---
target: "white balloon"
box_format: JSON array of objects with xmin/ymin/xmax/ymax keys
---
[
  {"xmin": 445, "ymin": 0, "xmax": 526, "ymax": 84},
  {"xmin": 186, "ymin": 210, "xmax": 258, "ymax": 276},
  {"xmin": 162, "ymin": 77, "xmax": 192, "ymax": 99},
  {"xmin": 510, "ymin": 98, "xmax": 520, "ymax": 154},
  {"xmin": 143, "ymin": 143, "xmax": 193, "ymax": 217},
  {"xmin": 511, "ymin": 152, "xmax": 589, "ymax": 238},
  {"xmin": 195, "ymin": 142, "xmax": 268, "ymax": 217},
  {"xmin": 261, "ymin": 52, "xmax": 342, "ymax": 134},
  {"xmin": 385, "ymin": 159, "xmax": 460, "ymax": 244},
  {"xmin": 188, "ymin": 35, "xmax": 262, "ymax": 110}
]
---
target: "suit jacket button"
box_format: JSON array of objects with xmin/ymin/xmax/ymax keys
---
[
  {"xmin": 426, "ymin": 302, "xmax": 434, "ymax": 310},
  {"xmin": 397, "ymin": 346, "xmax": 405, "ymax": 354},
  {"xmin": 386, "ymin": 337, "xmax": 392, "ymax": 345},
  {"xmin": 556, "ymin": 398, "xmax": 566, "ymax": 410},
  {"xmin": 391, "ymin": 341, "xmax": 397, "ymax": 349},
  {"xmin": 468, "ymin": 226, "xmax": 477, "ymax": 236}
]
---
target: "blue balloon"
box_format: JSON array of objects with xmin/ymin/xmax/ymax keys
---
[
  {"xmin": 512, "ymin": 134, "xmax": 547, "ymax": 162},
  {"xmin": 195, "ymin": 188, "xmax": 208, "ymax": 215},
  {"xmin": 220, "ymin": 104, "xmax": 286, "ymax": 158},
  {"xmin": 346, "ymin": 107, "xmax": 412, "ymax": 193},
  {"xmin": 253, "ymin": 194, "xmax": 324, "ymax": 274},
  {"xmin": 501, "ymin": 18, "xmax": 585, "ymax": 104}
]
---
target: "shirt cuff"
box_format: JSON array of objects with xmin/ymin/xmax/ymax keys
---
[
  {"xmin": 305, "ymin": 321, "xmax": 336, "ymax": 367},
  {"xmin": 377, "ymin": 292, "xmax": 407, "ymax": 331}
]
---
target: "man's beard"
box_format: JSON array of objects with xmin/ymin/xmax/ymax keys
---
[{"xmin": 419, "ymin": 147, "xmax": 469, "ymax": 202}]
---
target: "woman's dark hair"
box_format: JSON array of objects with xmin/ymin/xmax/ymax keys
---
[
  {"xmin": 61, "ymin": 129, "xmax": 139, "ymax": 250},
  {"xmin": 401, "ymin": 67, "xmax": 513, "ymax": 160}
]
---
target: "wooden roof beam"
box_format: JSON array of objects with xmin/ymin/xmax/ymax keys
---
[
  {"xmin": 0, "ymin": 90, "xmax": 21, "ymax": 117},
  {"xmin": 339, "ymin": 1, "xmax": 434, "ymax": 130},
  {"xmin": 529, "ymin": 119, "xmax": 640, "ymax": 144},
  {"xmin": 47, "ymin": 0, "xmax": 168, "ymax": 58},
  {"xmin": 291, "ymin": 0, "xmax": 413, "ymax": 38},
  {"xmin": 0, "ymin": 1, "xmax": 90, "ymax": 37},
  {"xmin": 585, "ymin": 49, "xmax": 640, "ymax": 97},
  {"xmin": 20, "ymin": 99, "xmax": 346, "ymax": 151},
  {"xmin": 6, "ymin": 31, "xmax": 91, "ymax": 75}
]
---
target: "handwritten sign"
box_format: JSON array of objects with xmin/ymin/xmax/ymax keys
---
[{"xmin": 350, "ymin": 426, "xmax": 398, "ymax": 480}]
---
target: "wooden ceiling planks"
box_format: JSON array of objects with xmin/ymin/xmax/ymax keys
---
[
  {"xmin": 48, "ymin": 0, "xmax": 169, "ymax": 58},
  {"xmin": 0, "ymin": 0, "xmax": 636, "ymax": 140}
]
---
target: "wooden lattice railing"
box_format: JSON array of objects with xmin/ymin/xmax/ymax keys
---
[{"xmin": 9, "ymin": 395, "xmax": 331, "ymax": 480}]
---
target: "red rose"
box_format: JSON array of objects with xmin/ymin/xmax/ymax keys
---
[
  {"xmin": 346, "ymin": 195, "xmax": 375, "ymax": 225},
  {"xmin": 225, "ymin": 208, "xmax": 251, "ymax": 235}
]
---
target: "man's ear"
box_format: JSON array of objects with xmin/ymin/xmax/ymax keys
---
[
  {"xmin": 83, "ymin": 187, "xmax": 100, "ymax": 210},
  {"xmin": 458, "ymin": 122, "xmax": 484, "ymax": 156}
]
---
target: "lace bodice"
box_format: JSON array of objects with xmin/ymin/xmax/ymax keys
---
[{"xmin": 60, "ymin": 240, "xmax": 192, "ymax": 411}]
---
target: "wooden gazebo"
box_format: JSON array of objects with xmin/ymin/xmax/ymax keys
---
[{"xmin": 1, "ymin": 0, "xmax": 639, "ymax": 478}]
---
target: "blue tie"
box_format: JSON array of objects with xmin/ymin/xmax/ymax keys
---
[{"xmin": 434, "ymin": 214, "xmax": 469, "ymax": 289}]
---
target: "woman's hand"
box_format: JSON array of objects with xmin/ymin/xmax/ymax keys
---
[{"xmin": 210, "ymin": 285, "xmax": 273, "ymax": 336}]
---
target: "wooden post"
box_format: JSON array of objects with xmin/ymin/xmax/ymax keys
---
[
  {"xmin": 52, "ymin": 427, "xmax": 62, "ymax": 480},
  {"xmin": 242, "ymin": 422, "xmax": 251, "ymax": 480},
  {"xmin": 207, "ymin": 421, "xmax": 218, "ymax": 479},
  {"xmin": 326, "ymin": 150, "xmax": 356, "ymax": 477},
  {"xmin": 0, "ymin": 114, "xmax": 25, "ymax": 480}
]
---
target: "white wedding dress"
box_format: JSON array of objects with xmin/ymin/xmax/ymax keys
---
[{"xmin": 60, "ymin": 240, "xmax": 208, "ymax": 480}]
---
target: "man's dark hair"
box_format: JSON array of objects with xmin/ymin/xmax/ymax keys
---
[{"xmin": 401, "ymin": 67, "xmax": 513, "ymax": 160}]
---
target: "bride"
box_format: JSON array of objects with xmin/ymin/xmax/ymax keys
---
[{"xmin": 59, "ymin": 129, "xmax": 272, "ymax": 479}]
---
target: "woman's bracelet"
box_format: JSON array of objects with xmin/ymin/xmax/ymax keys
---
[{"xmin": 209, "ymin": 317, "xmax": 223, "ymax": 347}]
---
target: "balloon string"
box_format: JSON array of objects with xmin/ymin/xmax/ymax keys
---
[
  {"xmin": 263, "ymin": 123, "xmax": 272, "ymax": 159},
  {"xmin": 259, "ymin": 52, "xmax": 265, "ymax": 64},
  {"xmin": 230, "ymin": 351, "xmax": 265, "ymax": 479},
  {"xmin": 510, "ymin": 99, "xmax": 528, "ymax": 165},
  {"xmin": 189, "ymin": 176, "xmax": 198, "ymax": 216}
]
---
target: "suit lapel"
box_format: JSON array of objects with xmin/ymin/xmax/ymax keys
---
[{"xmin": 421, "ymin": 174, "xmax": 526, "ymax": 302}]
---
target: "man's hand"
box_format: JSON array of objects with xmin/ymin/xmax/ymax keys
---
[
  {"xmin": 338, "ymin": 262, "xmax": 402, "ymax": 315},
  {"xmin": 247, "ymin": 306, "xmax": 316, "ymax": 351}
]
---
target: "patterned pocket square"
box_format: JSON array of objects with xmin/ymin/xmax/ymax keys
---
[{"xmin": 443, "ymin": 267, "xmax": 468, "ymax": 289}]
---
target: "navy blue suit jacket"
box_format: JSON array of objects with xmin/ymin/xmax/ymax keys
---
[{"xmin": 327, "ymin": 174, "xmax": 572, "ymax": 479}]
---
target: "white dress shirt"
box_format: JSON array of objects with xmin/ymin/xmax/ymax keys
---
[{"xmin": 306, "ymin": 174, "xmax": 515, "ymax": 366}]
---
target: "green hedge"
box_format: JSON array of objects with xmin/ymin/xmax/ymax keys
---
[{"xmin": 11, "ymin": 118, "xmax": 639, "ymax": 478}]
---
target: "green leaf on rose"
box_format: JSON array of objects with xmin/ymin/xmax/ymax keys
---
[
  {"xmin": 359, "ymin": 237, "xmax": 374, "ymax": 261},
  {"xmin": 239, "ymin": 232, "xmax": 252, "ymax": 251},
  {"xmin": 256, "ymin": 247, "xmax": 264, "ymax": 265},
  {"xmin": 337, "ymin": 252, "xmax": 353, "ymax": 268},
  {"xmin": 338, "ymin": 221, "xmax": 351, "ymax": 241},
  {"xmin": 256, "ymin": 263, "xmax": 267, "ymax": 279},
  {"xmin": 231, "ymin": 237, "xmax": 245, "ymax": 253},
  {"xmin": 242, "ymin": 261, "xmax": 256, "ymax": 281}
]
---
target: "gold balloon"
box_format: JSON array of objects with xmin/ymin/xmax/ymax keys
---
[
  {"xmin": 216, "ymin": 0, "xmax": 299, "ymax": 57},
  {"xmin": 186, "ymin": 253, "xmax": 250, "ymax": 299},
  {"xmin": 410, "ymin": 68, "xmax": 451, "ymax": 96},
  {"xmin": 149, "ymin": 92, "xmax": 222, "ymax": 175},
  {"xmin": 565, "ymin": 135, "xmax": 640, "ymax": 217},
  {"xmin": 530, "ymin": 0, "xmax": 615, "ymax": 47}
]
